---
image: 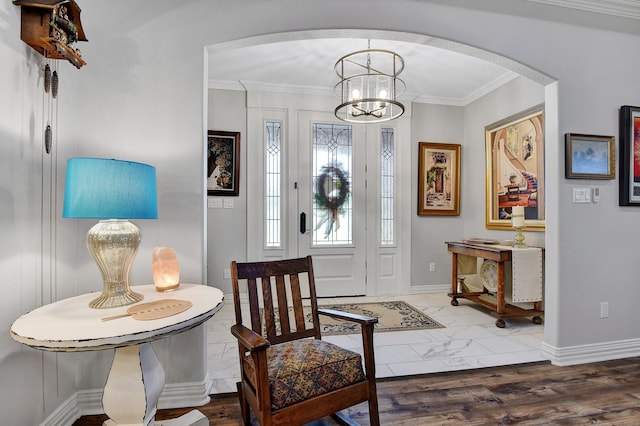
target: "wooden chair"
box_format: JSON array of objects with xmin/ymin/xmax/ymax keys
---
[{"xmin": 230, "ymin": 256, "xmax": 379, "ymax": 426}]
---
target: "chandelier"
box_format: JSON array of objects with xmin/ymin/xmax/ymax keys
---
[{"xmin": 334, "ymin": 41, "xmax": 405, "ymax": 123}]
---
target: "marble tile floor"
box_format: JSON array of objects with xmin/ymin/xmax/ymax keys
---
[{"xmin": 206, "ymin": 293, "xmax": 546, "ymax": 395}]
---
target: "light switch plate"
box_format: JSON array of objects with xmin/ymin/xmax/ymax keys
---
[
  {"xmin": 208, "ymin": 198, "xmax": 223, "ymax": 208},
  {"xmin": 573, "ymin": 187, "xmax": 591, "ymax": 203},
  {"xmin": 223, "ymin": 199, "xmax": 234, "ymax": 209}
]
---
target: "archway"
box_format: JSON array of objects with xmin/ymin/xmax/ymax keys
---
[{"xmin": 203, "ymin": 27, "xmax": 559, "ymax": 365}]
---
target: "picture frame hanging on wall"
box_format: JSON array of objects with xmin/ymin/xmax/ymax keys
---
[
  {"xmin": 619, "ymin": 105, "xmax": 640, "ymax": 206},
  {"xmin": 417, "ymin": 142, "xmax": 461, "ymax": 216},
  {"xmin": 207, "ymin": 130, "xmax": 240, "ymax": 196},
  {"xmin": 565, "ymin": 133, "xmax": 615, "ymax": 180},
  {"xmin": 485, "ymin": 104, "xmax": 545, "ymax": 230}
]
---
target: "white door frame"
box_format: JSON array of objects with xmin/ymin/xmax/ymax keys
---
[{"xmin": 246, "ymin": 91, "xmax": 411, "ymax": 296}]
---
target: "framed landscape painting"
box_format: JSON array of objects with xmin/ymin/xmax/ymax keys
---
[
  {"xmin": 418, "ymin": 142, "xmax": 461, "ymax": 216},
  {"xmin": 565, "ymin": 133, "xmax": 615, "ymax": 179},
  {"xmin": 207, "ymin": 130, "xmax": 240, "ymax": 196},
  {"xmin": 485, "ymin": 105, "xmax": 545, "ymax": 230}
]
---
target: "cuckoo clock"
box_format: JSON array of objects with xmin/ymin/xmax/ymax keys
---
[{"xmin": 14, "ymin": 0, "xmax": 88, "ymax": 68}]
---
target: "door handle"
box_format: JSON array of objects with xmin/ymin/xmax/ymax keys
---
[{"xmin": 300, "ymin": 212, "xmax": 306, "ymax": 234}]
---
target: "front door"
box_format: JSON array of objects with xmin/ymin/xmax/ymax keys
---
[
  {"xmin": 246, "ymin": 105, "xmax": 410, "ymax": 298},
  {"xmin": 297, "ymin": 112, "xmax": 367, "ymax": 296}
]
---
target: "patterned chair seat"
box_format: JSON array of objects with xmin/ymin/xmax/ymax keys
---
[{"xmin": 243, "ymin": 339, "xmax": 365, "ymax": 410}]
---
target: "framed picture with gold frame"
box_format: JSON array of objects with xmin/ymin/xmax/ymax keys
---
[
  {"xmin": 485, "ymin": 105, "xmax": 545, "ymax": 230},
  {"xmin": 565, "ymin": 133, "xmax": 615, "ymax": 180},
  {"xmin": 418, "ymin": 142, "xmax": 461, "ymax": 216}
]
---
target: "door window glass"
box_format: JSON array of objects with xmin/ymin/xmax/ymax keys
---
[
  {"xmin": 312, "ymin": 123, "xmax": 353, "ymax": 246},
  {"xmin": 265, "ymin": 121, "xmax": 282, "ymax": 248},
  {"xmin": 380, "ymin": 127, "xmax": 395, "ymax": 245}
]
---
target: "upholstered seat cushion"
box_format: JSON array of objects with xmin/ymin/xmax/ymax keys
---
[{"xmin": 243, "ymin": 339, "xmax": 365, "ymax": 410}]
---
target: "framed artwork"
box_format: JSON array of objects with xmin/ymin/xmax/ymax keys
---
[
  {"xmin": 207, "ymin": 130, "xmax": 240, "ymax": 196},
  {"xmin": 565, "ymin": 133, "xmax": 615, "ymax": 179},
  {"xmin": 485, "ymin": 104, "xmax": 545, "ymax": 230},
  {"xmin": 418, "ymin": 142, "xmax": 461, "ymax": 216},
  {"xmin": 619, "ymin": 105, "xmax": 640, "ymax": 206}
]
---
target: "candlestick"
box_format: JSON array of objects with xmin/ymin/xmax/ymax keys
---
[
  {"xmin": 511, "ymin": 205, "xmax": 527, "ymax": 247},
  {"xmin": 512, "ymin": 205, "xmax": 525, "ymax": 228}
]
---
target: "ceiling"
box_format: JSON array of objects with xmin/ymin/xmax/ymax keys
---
[
  {"xmin": 207, "ymin": 37, "xmax": 520, "ymax": 107},
  {"xmin": 206, "ymin": 1, "xmax": 640, "ymax": 107}
]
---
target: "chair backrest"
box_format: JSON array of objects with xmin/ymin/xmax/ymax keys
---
[{"xmin": 231, "ymin": 256, "xmax": 322, "ymax": 345}]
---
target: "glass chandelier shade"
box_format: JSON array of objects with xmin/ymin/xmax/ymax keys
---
[
  {"xmin": 63, "ymin": 158, "xmax": 158, "ymax": 309},
  {"xmin": 334, "ymin": 47, "xmax": 406, "ymax": 123}
]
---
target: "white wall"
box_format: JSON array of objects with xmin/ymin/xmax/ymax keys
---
[
  {"xmin": 206, "ymin": 89, "xmax": 247, "ymax": 294},
  {"xmin": 410, "ymin": 103, "xmax": 466, "ymax": 286},
  {"xmin": 3, "ymin": 0, "xmax": 640, "ymax": 424},
  {"xmin": 0, "ymin": 2, "xmax": 82, "ymax": 424}
]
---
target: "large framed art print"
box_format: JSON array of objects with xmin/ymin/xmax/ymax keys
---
[
  {"xmin": 619, "ymin": 106, "xmax": 640, "ymax": 206},
  {"xmin": 485, "ymin": 105, "xmax": 545, "ymax": 230}
]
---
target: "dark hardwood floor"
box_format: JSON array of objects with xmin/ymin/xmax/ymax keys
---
[{"xmin": 74, "ymin": 357, "xmax": 640, "ymax": 425}]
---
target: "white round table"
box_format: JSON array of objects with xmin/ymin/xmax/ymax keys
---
[{"xmin": 11, "ymin": 283, "xmax": 224, "ymax": 426}]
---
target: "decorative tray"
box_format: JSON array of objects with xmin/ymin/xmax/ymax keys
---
[{"xmin": 462, "ymin": 238, "xmax": 500, "ymax": 245}]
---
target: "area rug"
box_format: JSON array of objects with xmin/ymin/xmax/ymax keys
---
[{"xmin": 265, "ymin": 301, "xmax": 444, "ymax": 336}]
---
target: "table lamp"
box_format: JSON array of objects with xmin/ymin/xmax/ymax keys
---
[
  {"xmin": 511, "ymin": 205, "xmax": 526, "ymax": 248},
  {"xmin": 63, "ymin": 158, "xmax": 158, "ymax": 309}
]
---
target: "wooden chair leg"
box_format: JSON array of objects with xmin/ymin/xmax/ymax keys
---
[
  {"xmin": 368, "ymin": 394, "xmax": 380, "ymax": 426},
  {"xmin": 237, "ymin": 381, "xmax": 251, "ymax": 426},
  {"xmin": 331, "ymin": 411, "xmax": 359, "ymax": 425}
]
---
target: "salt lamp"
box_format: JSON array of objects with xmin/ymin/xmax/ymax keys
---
[{"xmin": 152, "ymin": 247, "xmax": 180, "ymax": 291}]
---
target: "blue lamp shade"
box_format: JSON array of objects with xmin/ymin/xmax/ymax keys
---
[{"xmin": 63, "ymin": 158, "xmax": 158, "ymax": 219}]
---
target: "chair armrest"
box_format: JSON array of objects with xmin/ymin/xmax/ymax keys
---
[
  {"xmin": 230, "ymin": 323, "xmax": 270, "ymax": 351},
  {"xmin": 319, "ymin": 308, "xmax": 378, "ymax": 379},
  {"xmin": 318, "ymin": 308, "xmax": 378, "ymax": 326}
]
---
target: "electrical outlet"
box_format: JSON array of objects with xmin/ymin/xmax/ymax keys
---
[
  {"xmin": 429, "ymin": 262, "xmax": 436, "ymax": 272},
  {"xmin": 223, "ymin": 268, "xmax": 231, "ymax": 279},
  {"xmin": 600, "ymin": 302, "xmax": 609, "ymax": 318}
]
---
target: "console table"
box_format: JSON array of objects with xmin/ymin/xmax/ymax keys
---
[
  {"xmin": 446, "ymin": 241, "xmax": 543, "ymax": 328},
  {"xmin": 11, "ymin": 283, "xmax": 224, "ymax": 426}
]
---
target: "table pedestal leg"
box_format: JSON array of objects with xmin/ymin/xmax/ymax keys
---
[
  {"xmin": 103, "ymin": 343, "xmax": 164, "ymax": 425},
  {"xmin": 102, "ymin": 343, "xmax": 207, "ymax": 426}
]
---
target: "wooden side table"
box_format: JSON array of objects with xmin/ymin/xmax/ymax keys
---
[
  {"xmin": 11, "ymin": 284, "xmax": 224, "ymax": 426},
  {"xmin": 446, "ymin": 241, "xmax": 543, "ymax": 328}
]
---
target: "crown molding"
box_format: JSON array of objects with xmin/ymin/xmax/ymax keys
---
[
  {"xmin": 208, "ymin": 79, "xmax": 334, "ymax": 97},
  {"xmin": 410, "ymin": 71, "xmax": 519, "ymax": 106},
  {"xmin": 210, "ymin": 71, "xmax": 520, "ymax": 108},
  {"xmin": 526, "ymin": 0, "xmax": 640, "ymax": 20}
]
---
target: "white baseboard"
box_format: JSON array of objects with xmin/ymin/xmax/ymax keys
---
[
  {"xmin": 542, "ymin": 338, "xmax": 640, "ymax": 366},
  {"xmin": 158, "ymin": 374, "xmax": 211, "ymax": 409},
  {"xmin": 41, "ymin": 376, "xmax": 211, "ymax": 426},
  {"xmin": 39, "ymin": 394, "xmax": 82, "ymax": 426},
  {"xmin": 408, "ymin": 284, "xmax": 450, "ymax": 294}
]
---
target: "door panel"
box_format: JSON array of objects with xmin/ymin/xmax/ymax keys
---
[{"xmin": 297, "ymin": 111, "xmax": 366, "ymax": 296}]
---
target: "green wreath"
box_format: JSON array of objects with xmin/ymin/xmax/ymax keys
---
[{"xmin": 314, "ymin": 164, "xmax": 350, "ymax": 211}]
